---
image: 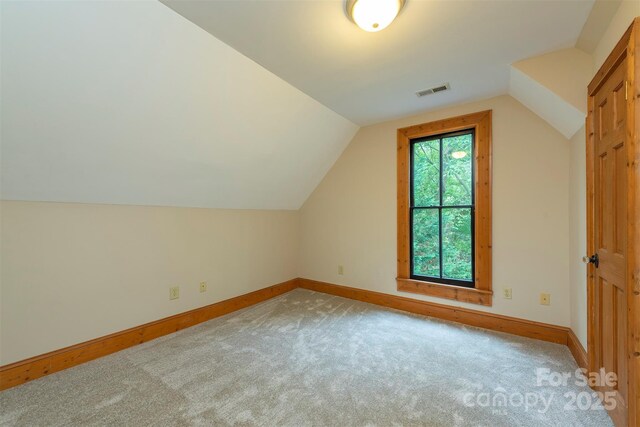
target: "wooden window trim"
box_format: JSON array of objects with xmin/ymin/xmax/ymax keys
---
[{"xmin": 397, "ymin": 110, "xmax": 493, "ymax": 306}]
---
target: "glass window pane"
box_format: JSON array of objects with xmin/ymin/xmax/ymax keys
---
[
  {"xmin": 412, "ymin": 209, "xmax": 440, "ymax": 277},
  {"xmin": 412, "ymin": 139, "xmax": 440, "ymax": 207},
  {"xmin": 442, "ymin": 208, "xmax": 473, "ymax": 281},
  {"xmin": 442, "ymin": 134, "xmax": 472, "ymax": 206}
]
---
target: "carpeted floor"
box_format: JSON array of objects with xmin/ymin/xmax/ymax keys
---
[{"xmin": 1, "ymin": 289, "xmax": 613, "ymax": 426}]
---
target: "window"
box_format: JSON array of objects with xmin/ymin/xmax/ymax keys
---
[
  {"xmin": 397, "ymin": 111, "xmax": 492, "ymax": 306},
  {"xmin": 411, "ymin": 130, "xmax": 474, "ymax": 286}
]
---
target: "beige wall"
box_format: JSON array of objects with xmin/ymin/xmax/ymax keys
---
[
  {"xmin": 512, "ymin": 48, "xmax": 593, "ymax": 114},
  {"xmin": 2, "ymin": 7, "xmax": 636, "ymax": 368},
  {"xmin": 593, "ymin": 2, "xmax": 639, "ymax": 69},
  {"xmin": 299, "ymin": 95, "xmax": 571, "ymax": 326},
  {"xmin": 0, "ymin": 201, "xmax": 299, "ymax": 365},
  {"xmin": 0, "ymin": 95, "xmax": 576, "ymax": 366},
  {"xmin": 569, "ymin": 126, "xmax": 588, "ymax": 348}
]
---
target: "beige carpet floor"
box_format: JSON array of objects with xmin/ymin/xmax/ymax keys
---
[{"xmin": 0, "ymin": 288, "xmax": 613, "ymax": 426}]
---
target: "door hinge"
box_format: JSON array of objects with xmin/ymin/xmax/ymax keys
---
[{"xmin": 625, "ymin": 81, "xmax": 628, "ymax": 101}]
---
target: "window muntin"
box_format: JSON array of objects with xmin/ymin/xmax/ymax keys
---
[{"xmin": 410, "ymin": 130, "xmax": 474, "ymax": 287}]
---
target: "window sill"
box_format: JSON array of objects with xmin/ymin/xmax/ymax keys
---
[{"xmin": 396, "ymin": 277, "xmax": 493, "ymax": 306}]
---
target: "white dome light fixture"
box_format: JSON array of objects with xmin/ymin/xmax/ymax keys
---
[{"xmin": 345, "ymin": 0, "xmax": 406, "ymax": 32}]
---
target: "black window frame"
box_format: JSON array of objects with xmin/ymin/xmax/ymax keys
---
[{"xmin": 409, "ymin": 128, "xmax": 476, "ymax": 288}]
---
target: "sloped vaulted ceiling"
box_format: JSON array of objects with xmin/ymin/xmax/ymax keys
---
[
  {"xmin": 160, "ymin": 0, "xmax": 595, "ymax": 126},
  {"xmin": 0, "ymin": 0, "xmax": 358, "ymax": 210}
]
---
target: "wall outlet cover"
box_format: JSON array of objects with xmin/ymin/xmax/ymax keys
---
[
  {"xmin": 540, "ymin": 293, "xmax": 550, "ymax": 305},
  {"xmin": 169, "ymin": 286, "xmax": 180, "ymax": 300}
]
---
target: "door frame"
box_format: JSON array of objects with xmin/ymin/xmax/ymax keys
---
[{"xmin": 586, "ymin": 18, "xmax": 639, "ymax": 427}]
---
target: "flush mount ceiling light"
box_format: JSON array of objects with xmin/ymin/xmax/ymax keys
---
[{"xmin": 345, "ymin": 0, "xmax": 406, "ymax": 32}]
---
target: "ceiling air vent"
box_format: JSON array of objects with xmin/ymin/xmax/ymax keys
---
[{"xmin": 416, "ymin": 83, "xmax": 450, "ymax": 97}]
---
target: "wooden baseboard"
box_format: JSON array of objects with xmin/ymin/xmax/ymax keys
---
[
  {"xmin": 1, "ymin": 276, "xmax": 588, "ymax": 392},
  {"xmin": 567, "ymin": 329, "xmax": 588, "ymax": 370},
  {"xmin": 0, "ymin": 279, "xmax": 297, "ymax": 391},
  {"xmin": 299, "ymin": 278, "xmax": 570, "ymax": 345}
]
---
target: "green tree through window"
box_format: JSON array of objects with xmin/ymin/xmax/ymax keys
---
[{"xmin": 411, "ymin": 131, "xmax": 474, "ymax": 286}]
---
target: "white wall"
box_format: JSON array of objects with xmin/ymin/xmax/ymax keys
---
[
  {"xmin": 0, "ymin": 201, "xmax": 299, "ymax": 365},
  {"xmin": 299, "ymin": 95, "xmax": 571, "ymax": 326},
  {"xmin": 569, "ymin": 126, "xmax": 588, "ymax": 348}
]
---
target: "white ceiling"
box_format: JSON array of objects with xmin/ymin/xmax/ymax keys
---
[
  {"xmin": 1, "ymin": 0, "xmax": 357, "ymax": 210},
  {"xmin": 161, "ymin": 0, "xmax": 595, "ymax": 126}
]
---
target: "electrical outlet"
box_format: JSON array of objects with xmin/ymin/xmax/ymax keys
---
[
  {"xmin": 540, "ymin": 293, "xmax": 551, "ymax": 305},
  {"xmin": 169, "ymin": 286, "xmax": 180, "ymax": 300},
  {"xmin": 503, "ymin": 288, "xmax": 512, "ymax": 299},
  {"xmin": 199, "ymin": 281, "xmax": 207, "ymax": 293},
  {"xmin": 338, "ymin": 265, "xmax": 344, "ymax": 275}
]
